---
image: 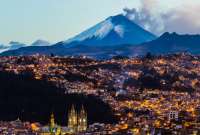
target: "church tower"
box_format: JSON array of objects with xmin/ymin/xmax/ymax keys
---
[
  {"xmin": 49, "ymin": 113, "xmax": 56, "ymax": 133},
  {"xmin": 68, "ymin": 105, "xmax": 78, "ymax": 133},
  {"xmin": 78, "ymin": 105, "xmax": 87, "ymax": 132}
]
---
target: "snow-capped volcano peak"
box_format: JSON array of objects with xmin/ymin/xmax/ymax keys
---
[
  {"xmin": 65, "ymin": 14, "xmax": 156, "ymax": 46},
  {"xmin": 66, "ymin": 18, "xmax": 114, "ymax": 43}
]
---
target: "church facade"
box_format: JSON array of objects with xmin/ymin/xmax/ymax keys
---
[
  {"xmin": 40, "ymin": 105, "xmax": 87, "ymax": 135},
  {"xmin": 68, "ymin": 105, "xmax": 87, "ymax": 133}
]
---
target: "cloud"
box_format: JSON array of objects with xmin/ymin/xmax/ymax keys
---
[{"xmin": 123, "ymin": 0, "xmax": 200, "ymax": 35}]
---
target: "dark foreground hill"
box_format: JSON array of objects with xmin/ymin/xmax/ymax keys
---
[{"xmin": 0, "ymin": 71, "xmax": 117, "ymax": 125}]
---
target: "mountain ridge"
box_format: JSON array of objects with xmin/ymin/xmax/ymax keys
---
[{"xmin": 129, "ymin": 32, "xmax": 200, "ymax": 56}]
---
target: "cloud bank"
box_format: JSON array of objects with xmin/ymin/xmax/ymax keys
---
[{"xmin": 123, "ymin": 0, "xmax": 200, "ymax": 35}]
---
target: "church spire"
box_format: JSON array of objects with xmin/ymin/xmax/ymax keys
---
[
  {"xmin": 49, "ymin": 112, "xmax": 55, "ymax": 133},
  {"xmin": 78, "ymin": 105, "xmax": 87, "ymax": 132},
  {"xmin": 68, "ymin": 104, "xmax": 87, "ymax": 133},
  {"xmin": 68, "ymin": 104, "xmax": 78, "ymax": 133}
]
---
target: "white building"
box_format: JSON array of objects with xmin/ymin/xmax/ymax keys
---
[{"xmin": 168, "ymin": 111, "xmax": 178, "ymax": 121}]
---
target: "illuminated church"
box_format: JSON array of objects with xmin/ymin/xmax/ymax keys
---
[
  {"xmin": 40, "ymin": 105, "xmax": 87, "ymax": 135},
  {"xmin": 68, "ymin": 105, "xmax": 87, "ymax": 133}
]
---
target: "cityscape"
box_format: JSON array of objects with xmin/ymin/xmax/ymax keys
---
[
  {"xmin": 0, "ymin": 53, "xmax": 200, "ymax": 134},
  {"xmin": 1, "ymin": 0, "xmax": 200, "ymax": 135}
]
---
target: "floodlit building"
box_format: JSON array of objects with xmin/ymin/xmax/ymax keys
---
[
  {"xmin": 40, "ymin": 105, "xmax": 87, "ymax": 135},
  {"xmin": 68, "ymin": 105, "xmax": 87, "ymax": 133}
]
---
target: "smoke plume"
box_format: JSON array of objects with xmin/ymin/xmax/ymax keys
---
[{"xmin": 123, "ymin": 0, "xmax": 200, "ymax": 35}]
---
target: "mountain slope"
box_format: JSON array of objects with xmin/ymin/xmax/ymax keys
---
[
  {"xmin": 0, "ymin": 71, "xmax": 117, "ymax": 124},
  {"xmin": 0, "ymin": 44, "xmax": 9, "ymax": 53}
]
